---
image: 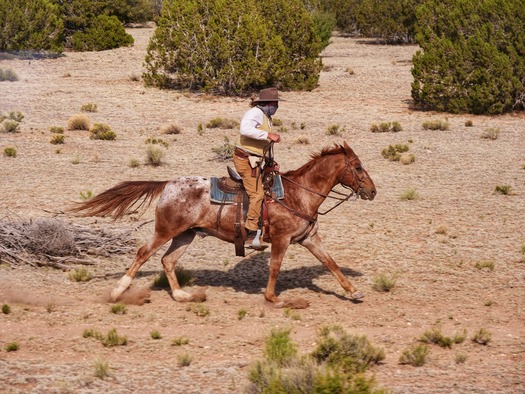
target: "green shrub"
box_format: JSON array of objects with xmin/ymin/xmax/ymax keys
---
[
  {"xmin": 110, "ymin": 303, "xmax": 127, "ymax": 315},
  {"xmin": 93, "ymin": 359, "xmax": 110, "ymax": 379},
  {"xmin": 0, "ymin": 68, "xmax": 18, "ymax": 81},
  {"xmin": 80, "ymin": 190, "xmax": 93, "ymax": 200},
  {"xmin": 211, "ymin": 137, "xmax": 235, "ymax": 161},
  {"xmin": 81, "ymin": 103, "xmax": 98, "ymax": 112},
  {"xmin": 381, "ymin": 144, "xmax": 409, "ymax": 161},
  {"xmin": 150, "ymin": 330, "xmax": 162, "ymax": 339},
  {"xmin": 310, "ymin": 10, "xmax": 336, "ymax": 50},
  {"xmin": 326, "ymin": 124, "xmax": 343, "ymax": 136},
  {"xmin": 372, "ymin": 273, "xmax": 397, "ymax": 292},
  {"xmin": 153, "ymin": 267, "xmax": 195, "ymax": 289},
  {"xmin": 3, "ymin": 147, "xmax": 17, "ymax": 157},
  {"xmin": 419, "ymin": 327, "xmax": 453, "ymax": 348},
  {"xmin": 7, "ymin": 111, "xmax": 24, "ymax": 122},
  {"xmin": 247, "ymin": 324, "xmax": 386, "ymax": 393},
  {"xmin": 263, "ymin": 327, "xmax": 297, "ymax": 367},
  {"xmin": 399, "ymin": 344, "xmax": 429, "ymax": 366},
  {"xmin": 400, "ymin": 188, "xmax": 419, "ymax": 201},
  {"xmin": 400, "ymin": 153, "xmax": 416, "ymax": 165},
  {"xmin": 90, "ymin": 123, "xmax": 116, "ymax": 140},
  {"xmin": 318, "ymin": 0, "xmax": 422, "ymax": 43},
  {"xmin": 172, "ymin": 337, "xmax": 190, "ymax": 346},
  {"xmin": 0, "ymin": 0, "xmax": 64, "ymax": 52},
  {"xmin": 2, "ymin": 303, "xmax": 11, "ymax": 314},
  {"xmin": 145, "ymin": 144, "xmax": 166, "ymax": 166},
  {"xmin": 101, "ymin": 328, "xmax": 127, "ymax": 347},
  {"xmin": 206, "ymin": 117, "xmax": 239, "ymax": 129},
  {"xmin": 186, "ymin": 303, "xmax": 209, "ymax": 317},
  {"xmin": 50, "ymin": 126, "xmax": 64, "ymax": 133},
  {"xmin": 68, "ymin": 267, "xmax": 93, "ymax": 282},
  {"xmin": 1, "ymin": 119, "xmax": 20, "ymax": 133},
  {"xmin": 422, "ymin": 119, "xmax": 449, "ymax": 131},
  {"xmin": 494, "ymin": 185, "xmax": 512, "ymax": 195},
  {"xmin": 50, "ymin": 134, "xmax": 65, "ymax": 144},
  {"xmin": 238, "ymin": 308, "xmax": 248, "ymax": 320},
  {"xmin": 144, "ymin": 137, "xmax": 169, "ymax": 148},
  {"xmin": 143, "ymin": 0, "xmax": 322, "ymax": 94},
  {"xmin": 5, "ymin": 342, "xmax": 20, "ymax": 352},
  {"xmin": 312, "ymin": 325, "xmax": 385, "ymax": 374},
  {"xmin": 412, "ymin": 0, "xmax": 525, "ymax": 114},
  {"xmin": 177, "ymin": 353, "xmax": 192, "ymax": 367},
  {"xmin": 475, "ymin": 261, "xmax": 495, "ymax": 271},
  {"xmin": 472, "ymin": 328, "xmax": 492, "ymax": 345},
  {"xmin": 370, "ymin": 121, "xmax": 402, "ymax": 133},
  {"xmin": 70, "ymin": 15, "xmax": 134, "ymax": 51},
  {"xmin": 481, "ymin": 128, "xmax": 501, "ymax": 140}
]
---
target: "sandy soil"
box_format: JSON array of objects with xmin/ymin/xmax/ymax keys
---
[{"xmin": 1, "ymin": 27, "xmax": 524, "ymax": 393}]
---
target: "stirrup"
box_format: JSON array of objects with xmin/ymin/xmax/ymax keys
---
[{"xmin": 246, "ymin": 229, "xmax": 268, "ymax": 251}]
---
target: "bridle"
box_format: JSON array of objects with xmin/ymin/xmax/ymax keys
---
[{"xmin": 269, "ymin": 153, "xmax": 369, "ymax": 223}]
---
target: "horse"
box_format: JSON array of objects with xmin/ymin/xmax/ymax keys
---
[{"xmin": 69, "ymin": 141, "xmax": 376, "ymax": 307}]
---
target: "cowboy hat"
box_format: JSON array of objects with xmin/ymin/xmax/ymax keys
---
[{"xmin": 252, "ymin": 87, "xmax": 285, "ymax": 103}]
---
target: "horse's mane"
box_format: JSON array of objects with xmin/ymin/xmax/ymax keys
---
[{"xmin": 282, "ymin": 144, "xmax": 345, "ymax": 178}]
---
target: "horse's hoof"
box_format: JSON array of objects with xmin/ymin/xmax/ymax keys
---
[
  {"xmin": 109, "ymin": 289, "xmax": 121, "ymax": 302},
  {"xmin": 172, "ymin": 289, "xmax": 194, "ymax": 302},
  {"xmin": 190, "ymin": 288, "xmax": 207, "ymax": 303},
  {"xmin": 274, "ymin": 298, "xmax": 310, "ymax": 309},
  {"xmin": 351, "ymin": 291, "xmax": 365, "ymax": 300}
]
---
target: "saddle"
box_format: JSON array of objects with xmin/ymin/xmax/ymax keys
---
[{"xmin": 210, "ymin": 166, "xmax": 284, "ymax": 257}]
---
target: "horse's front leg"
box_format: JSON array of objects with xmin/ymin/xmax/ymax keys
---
[
  {"xmin": 300, "ymin": 233, "xmax": 364, "ymax": 300},
  {"xmin": 264, "ymin": 239, "xmax": 290, "ymax": 305}
]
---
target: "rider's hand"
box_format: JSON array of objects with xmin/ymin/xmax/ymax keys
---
[{"xmin": 268, "ymin": 132, "xmax": 281, "ymax": 142}]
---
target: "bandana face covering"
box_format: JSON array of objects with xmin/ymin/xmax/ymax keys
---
[{"xmin": 259, "ymin": 103, "xmax": 278, "ymax": 117}]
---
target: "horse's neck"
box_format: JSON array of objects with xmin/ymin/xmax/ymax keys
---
[{"xmin": 285, "ymin": 155, "xmax": 341, "ymax": 208}]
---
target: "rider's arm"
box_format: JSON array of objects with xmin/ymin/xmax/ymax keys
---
[{"xmin": 240, "ymin": 107, "xmax": 268, "ymax": 140}]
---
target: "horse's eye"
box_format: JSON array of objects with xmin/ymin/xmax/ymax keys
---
[{"xmin": 356, "ymin": 166, "xmax": 362, "ymax": 171}]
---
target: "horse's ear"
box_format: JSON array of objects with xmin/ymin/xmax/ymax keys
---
[{"xmin": 342, "ymin": 141, "xmax": 353, "ymax": 155}]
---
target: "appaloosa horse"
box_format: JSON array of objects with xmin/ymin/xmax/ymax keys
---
[{"xmin": 70, "ymin": 141, "xmax": 376, "ymax": 307}]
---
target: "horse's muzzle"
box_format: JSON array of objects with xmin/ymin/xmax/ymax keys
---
[{"xmin": 359, "ymin": 188, "xmax": 376, "ymax": 201}]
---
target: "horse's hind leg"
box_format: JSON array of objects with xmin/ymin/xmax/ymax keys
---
[
  {"xmin": 110, "ymin": 231, "xmax": 173, "ymax": 301},
  {"xmin": 160, "ymin": 230, "xmax": 199, "ymax": 302},
  {"xmin": 300, "ymin": 233, "xmax": 364, "ymax": 300}
]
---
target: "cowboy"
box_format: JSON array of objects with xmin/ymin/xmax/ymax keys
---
[{"xmin": 234, "ymin": 87, "xmax": 282, "ymax": 249}]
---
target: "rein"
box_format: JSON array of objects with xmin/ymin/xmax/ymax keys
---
[{"xmin": 270, "ymin": 155, "xmax": 366, "ymax": 223}]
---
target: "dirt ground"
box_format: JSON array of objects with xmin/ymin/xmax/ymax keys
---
[{"xmin": 1, "ymin": 27, "xmax": 524, "ymax": 393}]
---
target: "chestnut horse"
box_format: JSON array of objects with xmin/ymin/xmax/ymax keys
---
[{"xmin": 70, "ymin": 142, "xmax": 376, "ymax": 306}]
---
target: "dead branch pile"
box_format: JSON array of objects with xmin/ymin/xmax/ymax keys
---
[{"xmin": 0, "ymin": 218, "xmax": 136, "ymax": 269}]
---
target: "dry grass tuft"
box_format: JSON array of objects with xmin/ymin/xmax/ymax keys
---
[
  {"xmin": 68, "ymin": 114, "xmax": 90, "ymax": 130},
  {"xmin": 160, "ymin": 123, "xmax": 182, "ymax": 135}
]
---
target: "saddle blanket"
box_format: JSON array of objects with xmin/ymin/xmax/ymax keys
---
[{"xmin": 210, "ymin": 175, "xmax": 284, "ymax": 204}]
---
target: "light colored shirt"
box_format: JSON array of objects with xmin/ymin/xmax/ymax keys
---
[{"xmin": 240, "ymin": 107, "xmax": 270, "ymax": 140}]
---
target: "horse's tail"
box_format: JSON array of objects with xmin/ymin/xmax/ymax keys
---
[{"xmin": 69, "ymin": 180, "xmax": 169, "ymax": 220}]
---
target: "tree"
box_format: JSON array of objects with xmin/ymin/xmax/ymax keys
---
[
  {"xmin": 51, "ymin": 0, "xmax": 135, "ymax": 51},
  {"xmin": 143, "ymin": 0, "xmax": 322, "ymax": 94},
  {"xmin": 70, "ymin": 14, "xmax": 134, "ymax": 51},
  {"xmin": 412, "ymin": 0, "xmax": 525, "ymax": 114},
  {"xmin": 0, "ymin": 0, "xmax": 64, "ymax": 52}
]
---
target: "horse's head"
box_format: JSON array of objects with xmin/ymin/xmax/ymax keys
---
[{"xmin": 339, "ymin": 142, "xmax": 376, "ymax": 201}]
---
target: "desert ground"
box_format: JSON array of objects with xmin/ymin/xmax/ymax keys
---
[{"xmin": 1, "ymin": 27, "xmax": 524, "ymax": 393}]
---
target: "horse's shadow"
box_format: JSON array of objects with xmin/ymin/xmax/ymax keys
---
[{"xmin": 131, "ymin": 251, "xmax": 364, "ymax": 302}]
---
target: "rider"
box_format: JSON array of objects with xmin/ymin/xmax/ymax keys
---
[{"xmin": 234, "ymin": 87, "xmax": 282, "ymax": 249}]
